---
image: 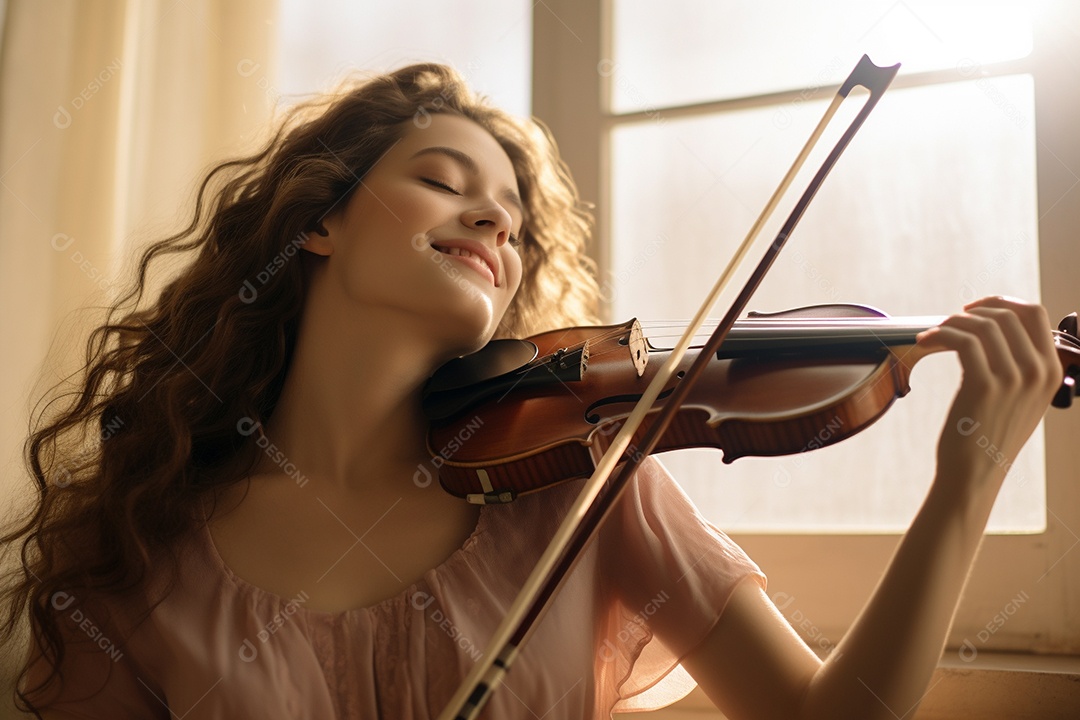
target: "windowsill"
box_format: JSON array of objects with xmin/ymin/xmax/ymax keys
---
[{"xmin": 622, "ymin": 652, "xmax": 1080, "ymax": 719}]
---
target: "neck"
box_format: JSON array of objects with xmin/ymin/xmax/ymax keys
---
[{"xmin": 253, "ymin": 303, "xmax": 448, "ymax": 497}]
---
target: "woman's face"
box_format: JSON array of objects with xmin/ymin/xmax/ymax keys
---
[{"xmin": 318, "ymin": 113, "xmax": 525, "ymax": 355}]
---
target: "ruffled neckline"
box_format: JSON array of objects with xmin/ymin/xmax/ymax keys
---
[{"xmin": 200, "ymin": 499, "xmax": 489, "ymax": 619}]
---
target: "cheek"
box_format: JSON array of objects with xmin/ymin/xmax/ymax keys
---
[
  {"xmin": 339, "ymin": 188, "xmax": 432, "ymax": 270},
  {"xmin": 361, "ymin": 188, "xmax": 419, "ymax": 236},
  {"xmin": 504, "ymin": 251, "xmax": 524, "ymax": 296}
]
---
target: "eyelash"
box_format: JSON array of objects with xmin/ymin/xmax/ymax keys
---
[
  {"xmin": 422, "ymin": 177, "xmax": 523, "ymax": 249},
  {"xmin": 421, "ymin": 177, "xmax": 460, "ymax": 194}
]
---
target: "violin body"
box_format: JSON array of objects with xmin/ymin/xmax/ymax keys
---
[{"xmin": 426, "ymin": 304, "xmax": 1071, "ymax": 503}]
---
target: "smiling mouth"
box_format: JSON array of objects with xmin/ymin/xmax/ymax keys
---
[{"xmin": 432, "ymin": 245, "xmax": 498, "ymax": 286}]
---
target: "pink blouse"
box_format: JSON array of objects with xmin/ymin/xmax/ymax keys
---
[{"xmin": 23, "ymin": 457, "xmax": 765, "ymax": 719}]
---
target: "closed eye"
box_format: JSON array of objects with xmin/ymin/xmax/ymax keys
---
[
  {"xmin": 422, "ymin": 176, "xmax": 522, "ymax": 247},
  {"xmin": 421, "ymin": 177, "xmax": 460, "ymax": 194}
]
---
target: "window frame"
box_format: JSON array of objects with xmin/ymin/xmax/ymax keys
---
[{"xmin": 532, "ymin": 0, "xmax": 1080, "ymax": 656}]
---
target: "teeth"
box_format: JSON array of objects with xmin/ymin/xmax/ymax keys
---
[
  {"xmin": 435, "ymin": 245, "xmax": 491, "ymax": 277},
  {"xmin": 439, "ymin": 247, "xmax": 478, "ymax": 261}
]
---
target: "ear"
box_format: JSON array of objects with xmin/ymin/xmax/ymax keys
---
[{"xmin": 300, "ymin": 221, "xmax": 333, "ymax": 257}]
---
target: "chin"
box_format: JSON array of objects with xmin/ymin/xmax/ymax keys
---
[{"xmin": 438, "ymin": 309, "xmax": 501, "ymax": 359}]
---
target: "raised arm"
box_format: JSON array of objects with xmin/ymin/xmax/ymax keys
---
[{"xmin": 680, "ymin": 296, "xmax": 1062, "ymax": 720}]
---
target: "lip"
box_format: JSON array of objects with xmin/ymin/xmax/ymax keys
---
[{"xmin": 429, "ymin": 238, "xmax": 501, "ymax": 287}]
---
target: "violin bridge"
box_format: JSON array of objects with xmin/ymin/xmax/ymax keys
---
[{"xmin": 628, "ymin": 319, "xmax": 648, "ymax": 377}]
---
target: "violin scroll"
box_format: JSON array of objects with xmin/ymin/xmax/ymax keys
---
[{"xmin": 1053, "ymin": 312, "xmax": 1080, "ymax": 408}]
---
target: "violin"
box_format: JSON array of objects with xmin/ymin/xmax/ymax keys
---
[
  {"xmin": 423, "ymin": 303, "xmax": 1080, "ymax": 503},
  {"xmin": 433, "ymin": 55, "xmax": 1075, "ymax": 720}
]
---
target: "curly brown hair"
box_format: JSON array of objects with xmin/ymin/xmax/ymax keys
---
[{"xmin": 1, "ymin": 63, "xmax": 598, "ymax": 714}]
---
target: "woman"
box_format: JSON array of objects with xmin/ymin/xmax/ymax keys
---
[{"xmin": 1, "ymin": 63, "xmax": 1062, "ymax": 719}]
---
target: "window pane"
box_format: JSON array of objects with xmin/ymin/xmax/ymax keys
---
[
  {"xmin": 610, "ymin": 0, "xmax": 1033, "ymax": 112},
  {"xmin": 609, "ymin": 75, "xmax": 1043, "ymax": 532},
  {"xmin": 276, "ymin": 0, "xmax": 532, "ymax": 116}
]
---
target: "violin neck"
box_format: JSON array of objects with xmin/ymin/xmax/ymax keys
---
[{"xmin": 652, "ymin": 317, "xmax": 946, "ymax": 358}]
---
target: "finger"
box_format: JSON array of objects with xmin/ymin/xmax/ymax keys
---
[
  {"xmin": 964, "ymin": 296, "xmax": 1057, "ymax": 359},
  {"xmin": 916, "ymin": 321, "xmax": 993, "ymax": 391},
  {"xmin": 965, "ymin": 306, "xmax": 1039, "ymax": 383},
  {"xmin": 964, "ymin": 296, "xmax": 1060, "ymax": 398}
]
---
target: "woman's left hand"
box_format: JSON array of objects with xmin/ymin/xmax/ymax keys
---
[{"xmin": 915, "ymin": 295, "xmax": 1062, "ymax": 492}]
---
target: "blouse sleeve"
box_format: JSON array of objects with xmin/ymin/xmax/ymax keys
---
[
  {"xmin": 20, "ymin": 595, "xmax": 167, "ymax": 719},
  {"xmin": 593, "ymin": 455, "xmax": 767, "ymax": 714}
]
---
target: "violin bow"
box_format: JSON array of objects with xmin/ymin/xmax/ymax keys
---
[{"xmin": 437, "ymin": 55, "xmax": 900, "ymax": 720}]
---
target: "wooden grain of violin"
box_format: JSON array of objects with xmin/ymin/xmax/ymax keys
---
[{"xmin": 423, "ymin": 305, "xmax": 1080, "ymax": 504}]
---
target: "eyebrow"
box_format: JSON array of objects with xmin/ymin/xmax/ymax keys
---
[{"xmin": 409, "ymin": 146, "xmax": 524, "ymax": 216}]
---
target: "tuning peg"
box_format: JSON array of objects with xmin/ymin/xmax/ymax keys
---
[
  {"xmin": 1053, "ymin": 374, "xmax": 1076, "ymax": 409},
  {"xmin": 1059, "ymin": 312, "xmax": 1078, "ymax": 340}
]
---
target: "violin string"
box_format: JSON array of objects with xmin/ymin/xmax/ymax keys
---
[
  {"xmin": 528, "ymin": 327, "xmax": 919, "ymax": 366},
  {"xmin": 522, "ymin": 327, "xmax": 627, "ymax": 369},
  {"xmin": 636, "ymin": 319, "xmax": 937, "ymax": 344},
  {"xmin": 637, "ymin": 318, "xmax": 937, "ymax": 331},
  {"xmin": 524, "ymin": 317, "xmax": 943, "ymax": 369}
]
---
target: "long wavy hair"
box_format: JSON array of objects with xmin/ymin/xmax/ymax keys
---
[{"xmin": 1, "ymin": 63, "xmax": 598, "ymax": 713}]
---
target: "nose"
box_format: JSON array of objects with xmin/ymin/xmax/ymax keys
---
[{"xmin": 461, "ymin": 200, "xmax": 514, "ymax": 247}]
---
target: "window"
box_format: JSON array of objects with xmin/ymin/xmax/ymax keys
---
[
  {"xmin": 608, "ymin": 5, "xmax": 1041, "ymax": 533},
  {"xmin": 534, "ymin": 0, "xmax": 1080, "ymax": 655},
  {"xmin": 275, "ymin": 0, "xmax": 532, "ymax": 116}
]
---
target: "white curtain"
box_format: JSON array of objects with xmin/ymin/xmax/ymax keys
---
[{"xmin": 0, "ymin": 0, "xmax": 278, "ymax": 713}]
